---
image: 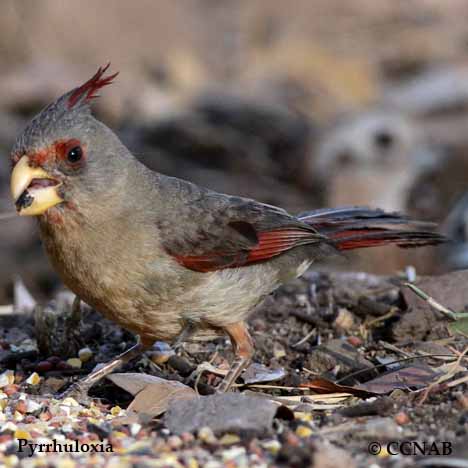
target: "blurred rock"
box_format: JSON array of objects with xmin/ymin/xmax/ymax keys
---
[
  {"xmin": 384, "ymin": 66, "xmax": 468, "ymax": 117},
  {"xmin": 407, "ymin": 144, "xmax": 468, "ymax": 222},
  {"xmin": 405, "ymin": 143, "xmax": 468, "ymax": 270},
  {"xmin": 122, "ymin": 90, "xmax": 324, "ymax": 212},
  {"xmin": 312, "ymin": 108, "xmax": 427, "ymax": 211},
  {"xmin": 440, "ymin": 192, "xmax": 468, "ymax": 270},
  {"xmin": 309, "ymin": 108, "xmax": 443, "ymax": 274}
]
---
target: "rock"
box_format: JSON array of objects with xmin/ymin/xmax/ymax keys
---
[
  {"xmin": 392, "ymin": 307, "xmax": 446, "ymax": 342},
  {"xmin": 312, "ymin": 109, "xmax": 421, "ymax": 212},
  {"xmin": 34, "ymin": 294, "xmax": 84, "ymax": 358},
  {"xmin": 357, "ymin": 416, "xmax": 403, "ymax": 440},
  {"xmin": 78, "ymin": 347, "xmax": 93, "ymax": 363},
  {"xmin": 108, "ymin": 373, "xmax": 196, "ymax": 418},
  {"xmin": 436, "ymin": 190, "xmax": 468, "ymax": 270},
  {"xmin": 402, "ymin": 270, "xmax": 468, "ymax": 315},
  {"xmin": 406, "ymin": 145, "xmax": 468, "ymax": 224},
  {"xmin": 164, "ymin": 393, "xmax": 281, "ymax": 435},
  {"xmin": 307, "ymin": 339, "xmax": 376, "ymax": 380},
  {"xmin": 66, "ymin": 358, "xmax": 82, "ymax": 369}
]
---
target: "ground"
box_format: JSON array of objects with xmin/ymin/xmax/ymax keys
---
[{"xmin": 0, "ymin": 269, "xmax": 466, "ymax": 467}]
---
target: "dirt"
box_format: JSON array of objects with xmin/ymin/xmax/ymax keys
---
[{"xmin": 0, "ymin": 269, "xmax": 466, "ymax": 467}]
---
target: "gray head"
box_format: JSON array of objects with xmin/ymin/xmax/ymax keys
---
[{"xmin": 10, "ymin": 64, "xmax": 134, "ymax": 219}]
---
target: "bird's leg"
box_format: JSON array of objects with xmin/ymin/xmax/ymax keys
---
[
  {"xmin": 217, "ymin": 321, "xmax": 253, "ymax": 393},
  {"xmin": 70, "ymin": 296, "xmax": 82, "ymax": 323},
  {"xmin": 172, "ymin": 320, "xmax": 197, "ymax": 350},
  {"xmin": 58, "ymin": 337, "xmax": 151, "ymax": 401}
]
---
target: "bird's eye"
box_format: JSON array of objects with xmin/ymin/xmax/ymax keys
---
[{"xmin": 67, "ymin": 146, "xmax": 83, "ymax": 163}]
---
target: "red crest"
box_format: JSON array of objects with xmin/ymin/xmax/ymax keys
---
[{"xmin": 68, "ymin": 63, "xmax": 118, "ymax": 109}]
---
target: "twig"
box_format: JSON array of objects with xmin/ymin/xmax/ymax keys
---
[
  {"xmin": 290, "ymin": 309, "xmax": 318, "ymax": 326},
  {"xmin": 445, "ymin": 372, "xmax": 468, "ymax": 388},
  {"xmin": 404, "ymin": 283, "xmax": 459, "ymax": 320},
  {"xmin": 365, "ymin": 307, "xmax": 398, "ymax": 328},
  {"xmin": 417, "ymin": 345, "xmax": 468, "ymax": 405},
  {"xmin": 237, "ymin": 384, "xmax": 310, "ymax": 391},
  {"xmin": 335, "ymin": 353, "xmax": 462, "ymax": 384},
  {"xmin": 378, "ymin": 341, "xmax": 414, "ymax": 358},
  {"xmin": 291, "ymin": 328, "xmax": 316, "ymax": 348}
]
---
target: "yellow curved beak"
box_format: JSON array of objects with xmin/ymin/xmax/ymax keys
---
[{"xmin": 10, "ymin": 156, "xmax": 63, "ymax": 216}]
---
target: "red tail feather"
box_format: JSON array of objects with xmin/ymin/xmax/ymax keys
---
[{"xmin": 301, "ymin": 207, "xmax": 447, "ymax": 251}]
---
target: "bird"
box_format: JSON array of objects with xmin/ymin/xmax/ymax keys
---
[{"xmin": 9, "ymin": 65, "xmax": 446, "ymax": 397}]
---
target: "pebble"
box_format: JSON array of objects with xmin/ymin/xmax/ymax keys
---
[
  {"xmin": 186, "ymin": 458, "xmax": 199, "ymax": 468},
  {"xmin": 56, "ymin": 361, "xmax": 72, "ymax": 370},
  {"xmin": 1, "ymin": 421, "xmax": 17, "ymax": 432},
  {"xmin": 394, "ymin": 411, "xmax": 410, "ymax": 425},
  {"xmin": 47, "ymin": 356, "xmax": 62, "ymax": 366},
  {"xmin": 295, "ymin": 425, "xmax": 313, "ymax": 438},
  {"xmin": 3, "ymin": 385, "xmax": 19, "ymax": 397},
  {"xmin": 3, "ymin": 455, "xmax": 18, "ymax": 468},
  {"xmin": 15, "ymin": 400, "xmax": 27, "ymax": 414},
  {"xmin": 61, "ymin": 397, "xmax": 79, "ymax": 407},
  {"xmin": 181, "ymin": 432, "xmax": 195, "ymax": 443},
  {"xmin": 273, "ymin": 343, "xmax": 287, "ymax": 359},
  {"xmin": 129, "ymin": 423, "xmax": 142, "ymax": 437},
  {"xmin": 36, "ymin": 360, "xmax": 53, "ymax": 373},
  {"xmin": 294, "ymin": 412, "xmax": 313, "ymax": 422},
  {"xmin": 66, "ymin": 358, "xmax": 82, "ymax": 369},
  {"xmin": 167, "ymin": 435, "xmax": 183, "ymax": 449},
  {"xmin": 261, "ymin": 440, "xmax": 281, "ymax": 454},
  {"xmin": 78, "ymin": 347, "xmax": 93, "ymax": 362},
  {"xmin": 26, "ymin": 399, "xmax": 42, "ymax": 413},
  {"xmin": 222, "ymin": 446, "xmax": 247, "ymax": 461},
  {"xmin": 13, "ymin": 429, "xmax": 30, "ymax": 439},
  {"xmin": 110, "ymin": 406, "xmax": 123, "ymax": 417},
  {"xmin": 219, "ymin": 434, "xmax": 241, "ymax": 445},
  {"xmin": 0, "ymin": 371, "xmax": 14, "ymax": 388},
  {"xmin": 198, "ymin": 426, "xmax": 217, "ymax": 444},
  {"xmin": 335, "ymin": 308, "xmax": 355, "ymax": 330},
  {"xmin": 347, "ymin": 336, "xmax": 363, "ymax": 347},
  {"xmin": 25, "ymin": 372, "xmax": 41, "ymax": 385},
  {"xmin": 149, "ymin": 341, "xmax": 175, "ymax": 365}
]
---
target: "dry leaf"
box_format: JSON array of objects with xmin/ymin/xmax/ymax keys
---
[
  {"xmin": 300, "ymin": 377, "xmax": 377, "ymax": 398},
  {"xmin": 242, "ymin": 363, "xmax": 287, "ymax": 385},
  {"xmin": 357, "ymin": 365, "xmax": 439, "ymax": 394},
  {"xmin": 108, "ymin": 373, "xmax": 196, "ymax": 417}
]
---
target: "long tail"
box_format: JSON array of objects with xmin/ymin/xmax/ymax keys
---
[{"xmin": 298, "ymin": 207, "xmax": 448, "ymax": 251}]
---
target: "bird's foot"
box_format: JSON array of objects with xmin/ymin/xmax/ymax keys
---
[
  {"xmin": 216, "ymin": 321, "xmax": 254, "ymax": 393},
  {"xmin": 172, "ymin": 321, "xmax": 197, "ymax": 351},
  {"xmin": 56, "ymin": 381, "xmax": 93, "ymax": 405},
  {"xmin": 216, "ymin": 355, "xmax": 250, "ymax": 393}
]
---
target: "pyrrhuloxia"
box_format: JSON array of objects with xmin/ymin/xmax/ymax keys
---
[{"xmin": 10, "ymin": 65, "xmax": 445, "ymax": 395}]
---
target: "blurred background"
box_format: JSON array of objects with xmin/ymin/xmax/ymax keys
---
[{"xmin": 1, "ymin": 0, "xmax": 468, "ymax": 302}]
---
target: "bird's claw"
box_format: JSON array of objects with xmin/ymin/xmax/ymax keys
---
[{"xmin": 56, "ymin": 382, "xmax": 92, "ymax": 405}]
